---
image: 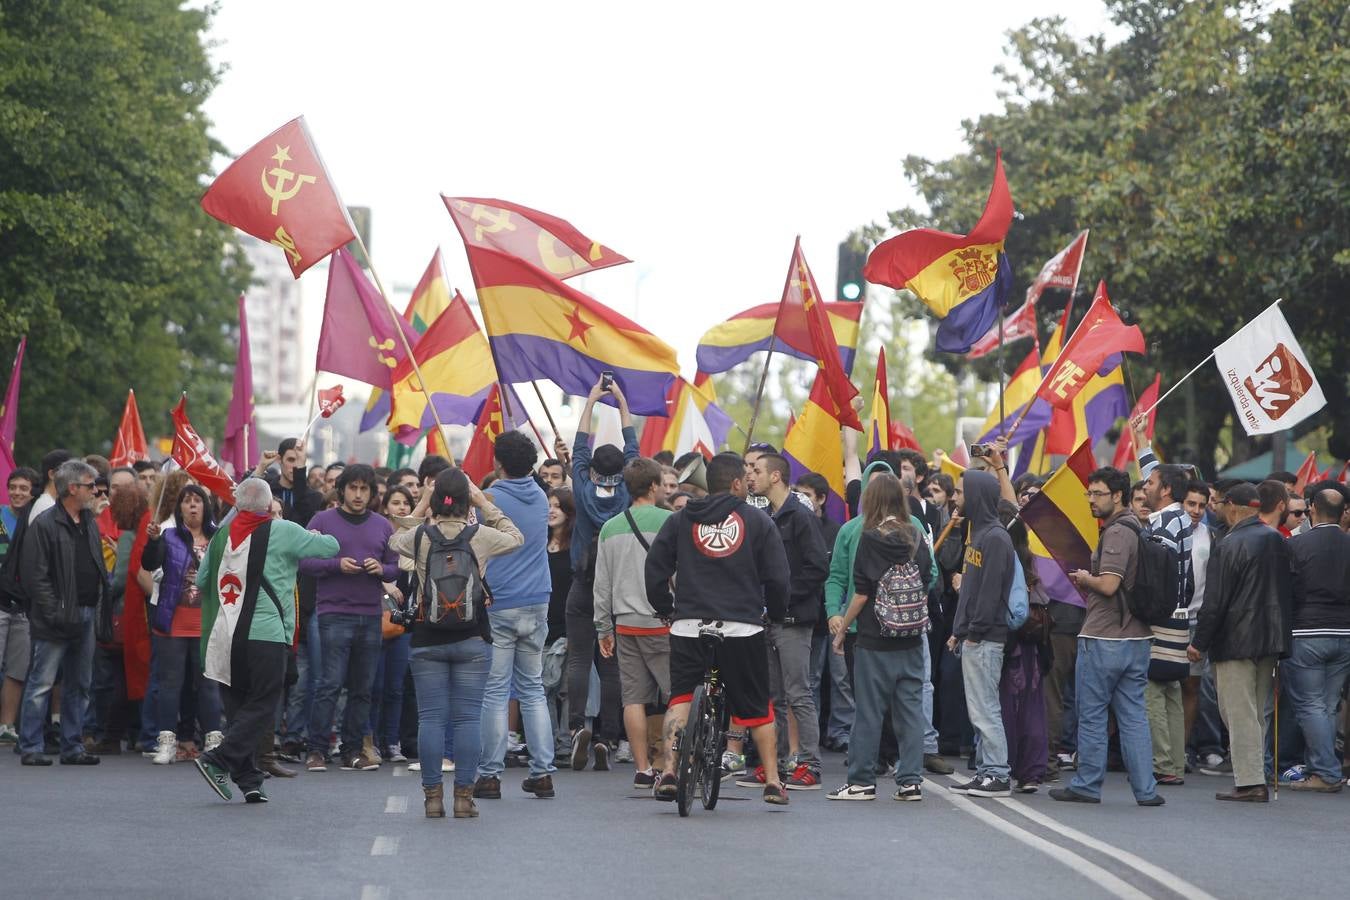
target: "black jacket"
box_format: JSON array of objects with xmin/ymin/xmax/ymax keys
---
[
  {"xmin": 264, "ymin": 471, "xmax": 324, "ymax": 527},
  {"xmin": 1192, "ymin": 516, "xmax": 1292, "ymax": 662},
  {"xmin": 951, "ymin": 471, "xmax": 1014, "ymax": 644},
  {"xmin": 20, "ymin": 505, "xmax": 109, "ymax": 642},
  {"xmin": 0, "ymin": 501, "xmax": 33, "ymax": 610},
  {"xmin": 645, "ymin": 492, "xmax": 788, "ymax": 626},
  {"xmin": 770, "ymin": 492, "xmax": 829, "ymax": 625},
  {"xmin": 1287, "ymin": 523, "xmax": 1350, "ymax": 635}
]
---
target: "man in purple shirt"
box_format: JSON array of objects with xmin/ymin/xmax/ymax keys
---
[{"xmin": 298, "ymin": 465, "xmax": 399, "ymax": 772}]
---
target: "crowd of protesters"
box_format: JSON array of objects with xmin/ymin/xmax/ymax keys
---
[{"xmin": 3, "ymin": 382, "xmax": 1347, "ymax": 816}]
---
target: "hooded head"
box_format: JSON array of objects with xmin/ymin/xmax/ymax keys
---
[
  {"xmin": 860, "ymin": 460, "xmax": 893, "ymax": 491},
  {"xmin": 960, "ymin": 469, "xmax": 1002, "ymax": 538}
]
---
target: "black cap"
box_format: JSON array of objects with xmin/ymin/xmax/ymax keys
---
[{"xmin": 590, "ymin": 445, "xmax": 624, "ymax": 487}]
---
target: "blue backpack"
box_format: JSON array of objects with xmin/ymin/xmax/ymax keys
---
[{"xmin": 1006, "ymin": 556, "xmax": 1029, "ymax": 630}]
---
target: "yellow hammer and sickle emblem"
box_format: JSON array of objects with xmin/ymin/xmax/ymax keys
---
[
  {"xmin": 271, "ymin": 226, "xmax": 301, "ymax": 267},
  {"xmin": 368, "ymin": 337, "xmax": 398, "ymax": 368},
  {"xmin": 539, "ymin": 233, "xmax": 586, "ymax": 276},
  {"xmin": 260, "ymin": 146, "xmax": 317, "ymax": 215},
  {"xmin": 455, "ymin": 201, "xmax": 517, "ymax": 241}
]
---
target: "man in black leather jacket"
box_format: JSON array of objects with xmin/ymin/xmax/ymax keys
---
[
  {"xmin": 1188, "ymin": 482, "xmax": 1292, "ymax": 803},
  {"xmin": 17, "ymin": 459, "xmax": 108, "ymax": 766}
]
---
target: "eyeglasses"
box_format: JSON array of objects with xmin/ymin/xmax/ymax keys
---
[
  {"xmin": 1288, "ymin": 509, "xmax": 1306, "ymax": 517},
  {"xmin": 1084, "ymin": 490, "xmax": 1113, "ymax": 499},
  {"xmin": 93, "ymin": 487, "xmax": 109, "ymax": 498}
]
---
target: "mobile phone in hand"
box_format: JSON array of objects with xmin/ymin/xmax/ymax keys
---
[{"xmin": 600, "ymin": 371, "xmax": 614, "ymax": 392}]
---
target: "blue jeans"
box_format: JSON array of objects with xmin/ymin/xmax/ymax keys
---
[
  {"xmin": 1070, "ymin": 638, "xmax": 1158, "ymax": 801},
  {"xmin": 19, "ymin": 607, "xmax": 95, "ymax": 757},
  {"xmin": 810, "ymin": 631, "xmax": 855, "ymax": 744},
  {"xmin": 369, "ymin": 633, "xmax": 412, "ymax": 748},
  {"xmin": 153, "ymin": 634, "xmax": 222, "ymax": 738},
  {"xmin": 847, "ymin": 646, "xmax": 926, "ymax": 787},
  {"xmin": 921, "ymin": 639, "xmax": 939, "ymax": 755},
  {"xmin": 961, "ymin": 640, "xmax": 1009, "ymax": 780},
  {"xmin": 1283, "ymin": 636, "xmax": 1350, "ymax": 783},
  {"xmin": 411, "ymin": 639, "xmax": 489, "ymax": 788},
  {"xmin": 307, "ymin": 613, "xmax": 382, "ymax": 756},
  {"xmin": 283, "ymin": 616, "xmax": 321, "ymax": 745},
  {"xmin": 478, "ymin": 605, "xmax": 555, "ymax": 778}
]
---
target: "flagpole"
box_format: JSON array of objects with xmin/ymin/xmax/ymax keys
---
[
  {"xmin": 349, "ymin": 234, "xmax": 456, "ymax": 466},
  {"xmin": 743, "ymin": 335, "xmax": 778, "ymax": 452},
  {"xmin": 1136, "ymin": 352, "xmax": 1215, "ymax": 421},
  {"xmin": 242, "ymin": 423, "xmax": 250, "ymax": 472},
  {"xmin": 530, "ymin": 380, "xmax": 562, "ymax": 441},
  {"xmin": 997, "ymin": 310, "xmax": 1006, "ymax": 436}
]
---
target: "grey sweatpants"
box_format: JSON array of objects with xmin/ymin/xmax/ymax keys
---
[{"xmin": 768, "ymin": 623, "xmax": 820, "ymax": 767}]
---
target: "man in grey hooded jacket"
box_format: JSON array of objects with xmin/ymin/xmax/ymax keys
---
[{"xmin": 946, "ymin": 469, "xmax": 1015, "ymax": 798}]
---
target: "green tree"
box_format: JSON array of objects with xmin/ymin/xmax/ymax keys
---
[
  {"xmin": 0, "ymin": 1, "xmax": 248, "ymax": 464},
  {"xmin": 860, "ymin": 0, "xmax": 1350, "ymax": 474}
]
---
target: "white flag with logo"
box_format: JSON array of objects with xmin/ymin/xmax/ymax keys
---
[{"xmin": 1212, "ymin": 302, "xmax": 1325, "ymax": 436}]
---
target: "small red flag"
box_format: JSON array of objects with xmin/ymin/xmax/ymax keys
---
[
  {"xmin": 201, "ymin": 116, "xmax": 355, "ymax": 278},
  {"xmin": 110, "ymin": 389, "xmax": 150, "ymax": 468},
  {"xmin": 1036, "ymin": 282, "xmax": 1145, "ymax": 410},
  {"xmin": 462, "ymin": 385, "xmax": 506, "ymax": 485},
  {"xmin": 318, "ymin": 384, "xmax": 346, "ymax": 418},
  {"xmin": 170, "ymin": 395, "xmax": 236, "ymax": 504},
  {"xmin": 772, "ymin": 238, "xmax": 861, "ymax": 430},
  {"xmin": 890, "ymin": 421, "xmax": 922, "ymax": 454},
  {"xmin": 1293, "ymin": 450, "xmax": 1320, "ymax": 495},
  {"xmin": 1112, "ymin": 374, "xmax": 1162, "ymax": 470}
]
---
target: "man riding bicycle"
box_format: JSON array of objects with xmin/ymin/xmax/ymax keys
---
[{"xmin": 644, "ymin": 452, "xmax": 791, "ymax": 806}]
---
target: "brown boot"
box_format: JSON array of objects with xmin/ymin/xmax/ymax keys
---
[
  {"xmin": 362, "ymin": 735, "xmax": 382, "ymax": 763},
  {"xmin": 423, "ymin": 784, "xmax": 445, "ymax": 818},
  {"xmin": 453, "ymin": 785, "xmax": 478, "ymax": 818},
  {"xmin": 1216, "ymin": 784, "xmax": 1269, "ymax": 802}
]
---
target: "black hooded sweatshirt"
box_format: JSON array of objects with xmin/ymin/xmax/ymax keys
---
[
  {"xmin": 950, "ymin": 470, "xmax": 1014, "ymax": 644},
  {"xmin": 645, "ymin": 492, "xmax": 789, "ymax": 626},
  {"xmin": 770, "ymin": 491, "xmax": 829, "ymax": 625}
]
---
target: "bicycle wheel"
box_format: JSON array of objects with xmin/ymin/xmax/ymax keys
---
[
  {"xmin": 700, "ymin": 688, "xmax": 725, "ymax": 810},
  {"xmin": 675, "ymin": 686, "xmax": 705, "ymax": 818}
]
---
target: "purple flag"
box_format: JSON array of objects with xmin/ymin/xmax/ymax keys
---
[
  {"xmin": 0, "ymin": 336, "xmax": 26, "ymax": 502},
  {"xmin": 221, "ymin": 296, "xmax": 258, "ymax": 474},
  {"xmin": 315, "ymin": 249, "xmax": 418, "ymax": 389}
]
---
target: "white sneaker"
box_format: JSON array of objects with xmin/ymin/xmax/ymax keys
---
[
  {"xmin": 614, "ymin": 740, "xmax": 634, "ymax": 764},
  {"xmin": 152, "ymin": 731, "xmax": 177, "ymax": 765},
  {"xmin": 1202, "ymin": 752, "xmax": 1225, "ymax": 769},
  {"xmin": 506, "ymin": 731, "xmax": 526, "ymax": 753},
  {"xmin": 203, "ymin": 731, "xmax": 224, "ymax": 753},
  {"xmin": 386, "ymin": 743, "xmax": 407, "ymax": 763},
  {"xmin": 408, "ymin": 761, "xmax": 421, "ymax": 772},
  {"xmin": 441, "ymin": 758, "xmax": 455, "ymax": 773},
  {"xmin": 827, "ymin": 783, "xmax": 877, "ymax": 801}
]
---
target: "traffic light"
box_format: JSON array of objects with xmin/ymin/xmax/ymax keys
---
[{"xmin": 836, "ymin": 239, "xmax": 866, "ymax": 302}]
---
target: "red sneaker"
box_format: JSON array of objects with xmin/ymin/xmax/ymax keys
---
[
  {"xmin": 785, "ymin": 763, "xmax": 822, "ymax": 791},
  {"xmin": 736, "ymin": 765, "xmax": 767, "ymax": 788}
]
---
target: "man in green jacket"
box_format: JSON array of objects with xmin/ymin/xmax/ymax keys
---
[
  {"xmin": 193, "ymin": 478, "xmax": 339, "ymax": 804},
  {"xmin": 826, "ymin": 459, "xmax": 950, "ymax": 774}
]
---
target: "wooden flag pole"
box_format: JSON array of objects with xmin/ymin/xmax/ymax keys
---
[
  {"xmin": 997, "ymin": 311, "xmax": 1007, "ymax": 436},
  {"xmin": 932, "ymin": 513, "xmax": 960, "ymax": 552},
  {"xmin": 530, "ymin": 380, "xmax": 562, "ymax": 439},
  {"xmin": 350, "ymin": 234, "xmax": 456, "ymax": 465},
  {"xmin": 743, "ymin": 335, "xmax": 778, "ymax": 452},
  {"xmin": 242, "ymin": 423, "xmax": 250, "ymax": 473}
]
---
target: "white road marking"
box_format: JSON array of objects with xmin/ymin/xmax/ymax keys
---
[
  {"xmin": 924, "ymin": 778, "xmax": 1151, "ymax": 900},
  {"xmin": 391, "ymin": 766, "xmax": 408, "ymax": 777},
  {"xmin": 993, "ymin": 799, "xmax": 1221, "ymax": 900},
  {"xmin": 384, "ymin": 795, "xmax": 408, "ymax": 814},
  {"xmin": 360, "ymin": 886, "xmax": 389, "ymax": 900},
  {"xmin": 370, "ymin": 836, "xmax": 400, "ymax": 856}
]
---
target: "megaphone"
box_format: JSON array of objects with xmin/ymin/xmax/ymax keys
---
[{"xmin": 677, "ymin": 455, "xmax": 708, "ymax": 493}]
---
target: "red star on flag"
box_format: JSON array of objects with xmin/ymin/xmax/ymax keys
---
[{"xmin": 564, "ymin": 303, "xmax": 593, "ymax": 345}]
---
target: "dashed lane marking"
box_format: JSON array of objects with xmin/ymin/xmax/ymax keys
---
[{"xmin": 370, "ymin": 836, "xmax": 400, "ymax": 856}]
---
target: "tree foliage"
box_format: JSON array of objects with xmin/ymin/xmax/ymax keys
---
[
  {"xmin": 0, "ymin": 1, "xmax": 248, "ymax": 464},
  {"xmin": 861, "ymin": 0, "xmax": 1350, "ymax": 472}
]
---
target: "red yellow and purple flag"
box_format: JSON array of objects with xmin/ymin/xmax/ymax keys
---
[
  {"xmin": 865, "ymin": 151, "xmax": 1014, "ymax": 354},
  {"xmin": 464, "ymin": 244, "xmax": 678, "ymax": 417},
  {"xmin": 695, "ymin": 301, "xmax": 861, "ymax": 375},
  {"xmin": 387, "ymin": 290, "xmax": 496, "ymax": 441},
  {"xmin": 201, "ymin": 116, "xmax": 355, "ymax": 278},
  {"xmin": 864, "ymin": 347, "xmax": 892, "ymax": 457},
  {"xmin": 1019, "ymin": 440, "xmax": 1099, "ymax": 608},
  {"xmin": 783, "ymin": 372, "xmax": 848, "ymax": 523}
]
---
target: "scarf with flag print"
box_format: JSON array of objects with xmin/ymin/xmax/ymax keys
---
[{"xmin": 200, "ymin": 512, "xmax": 275, "ymax": 689}]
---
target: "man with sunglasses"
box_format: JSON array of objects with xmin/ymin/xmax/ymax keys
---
[
  {"xmin": 1279, "ymin": 495, "xmax": 1308, "ymax": 538},
  {"xmin": 16, "ymin": 460, "xmax": 108, "ymax": 766}
]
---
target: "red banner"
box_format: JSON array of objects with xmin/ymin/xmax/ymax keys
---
[{"xmin": 170, "ymin": 395, "xmax": 235, "ymax": 504}]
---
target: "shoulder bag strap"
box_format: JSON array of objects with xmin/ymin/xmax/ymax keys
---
[{"xmin": 623, "ymin": 508, "xmax": 652, "ymax": 552}]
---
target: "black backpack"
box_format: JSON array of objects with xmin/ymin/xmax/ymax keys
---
[
  {"xmin": 1111, "ymin": 518, "xmax": 1183, "ymax": 627},
  {"xmin": 412, "ymin": 523, "xmax": 490, "ymax": 633}
]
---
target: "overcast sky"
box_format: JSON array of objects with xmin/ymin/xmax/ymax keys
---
[{"xmin": 203, "ymin": 0, "xmax": 1116, "ymax": 383}]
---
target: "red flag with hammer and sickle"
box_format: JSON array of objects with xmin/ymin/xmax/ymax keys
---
[
  {"xmin": 201, "ymin": 116, "xmax": 355, "ymax": 278},
  {"xmin": 318, "ymin": 384, "xmax": 346, "ymax": 418},
  {"xmin": 461, "ymin": 385, "xmax": 506, "ymax": 485},
  {"xmin": 170, "ymin": 395, "xmax": 236, "ymax": 504}
]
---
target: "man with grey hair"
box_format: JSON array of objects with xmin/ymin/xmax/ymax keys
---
[
  {"xmin": 17, "ymin": 459, "xmax": 107, "ymax": 765},
  {"xmin": 193, "ymin": 477, "xmax": 339, "ymax": 804}
]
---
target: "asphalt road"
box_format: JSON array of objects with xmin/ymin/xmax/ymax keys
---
[{"xmin": 4, "ymin": 749, "xmax": 1347, "ymax": 899}]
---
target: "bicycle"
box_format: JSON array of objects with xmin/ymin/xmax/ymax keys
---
[{"xmin": 674, "ymin": 622, "xmax": 730, "ymax": 817}]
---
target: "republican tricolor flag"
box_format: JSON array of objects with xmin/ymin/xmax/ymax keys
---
[{"xmin": 865, "ymin": 151, "xmax": 1014, "ymax": 354}]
